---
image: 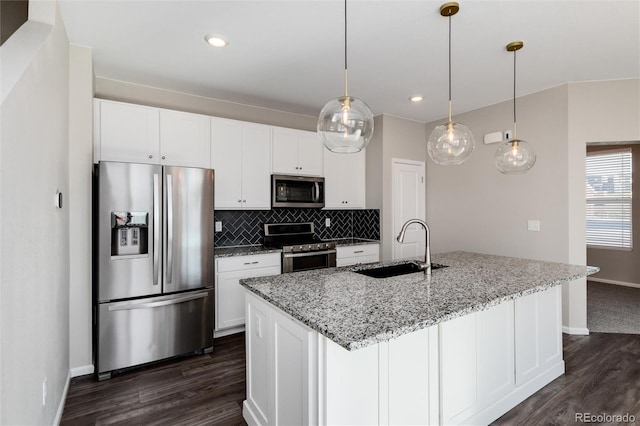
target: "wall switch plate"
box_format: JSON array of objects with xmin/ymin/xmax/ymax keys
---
[
  {"xmin": 215, "ymin": 221, "xmax": 222, "ymax": 232},
  {"xmin": 325, "ymin": 218, "xmax": 331, "ymax": 227},
  {"xmin": 528, "ymin": 220, "xmax": 540, "ymax": 232}
]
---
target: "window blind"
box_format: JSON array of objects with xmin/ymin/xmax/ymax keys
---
[{"xmin": 586, "ymin": 149, "xmax": 632, "ymax": 249}]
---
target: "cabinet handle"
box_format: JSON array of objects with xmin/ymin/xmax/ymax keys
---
[
  {"xmin": 149, "ymin": 155, "xmax": 153, "ymax": 159},
  {"xmin": 244, "ymin": 261, "xmax": 260, "ymax": 265},
  {"xmin": 242, "ymin": 199, "xmax": 246, "ymax": 202},
  {"xmin": 238, "ymin": 200, "xmax": 242, "ymax": 203},
  {"xmin": 354, "ymin": 250, "xmax": 364, "ymax": 254},
  {"xmin": 162, "ymin": 155, "xmax": 166, "ymax": 160}
]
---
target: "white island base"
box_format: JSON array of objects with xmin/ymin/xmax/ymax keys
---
[{"xmin": 243, "ymin": 286, "xmax": 563, "ymax": 426}]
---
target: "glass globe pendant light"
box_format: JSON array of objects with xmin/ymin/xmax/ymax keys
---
[
  {"xmin": 495, "ymin": 41, "xmax": 536, "ymax": 174},
  {"xmin": 317, "ymin": 0, "xmax": 374, "ymax": 153},
  {"xmin": 427, "ymin": 2, "xmax": 475, "ymax": 165}
]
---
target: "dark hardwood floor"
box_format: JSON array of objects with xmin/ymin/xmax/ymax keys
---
[
  {"xmin": 62, "ymin": 332, "xmax": 640, "ymax": 425},
  {"xmin": 494, "ymin": 332, "xmax": 640, "ymax": 425},
  {"xmin": 60, "ymin": 333, "xmax": 247, "ymax": 426}
]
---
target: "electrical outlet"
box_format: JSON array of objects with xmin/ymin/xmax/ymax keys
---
[
  {"xmin": 325, "ymin": 218, "xmax": 331, "ymax": 227},
  {"xmin": 42, "ymin": 377, "xmax": 47, "ymax": 406},
  {"xmin": 215, "ymin": 221, "xmax": 222, "ymax": 232},
  {"xmin": 528, "ymin": 220, "xmax": 540, "ymax": 232}
]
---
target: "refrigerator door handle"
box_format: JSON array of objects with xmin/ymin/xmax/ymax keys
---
[
  {"xmin": 166, "ymin": 173, "xmax": 174, "ymax": 284},
  {"xmin": 107, "ymin": 291, "xmax": 210, "ymax": 311},
  {"xmin": 153, "ymin": 173, "xmax": 160, "ymax": 286}
]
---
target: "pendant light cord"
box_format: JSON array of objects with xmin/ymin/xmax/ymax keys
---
[
  {"xmin": 344, "ymin": 0, "xmax": 348, "ymax": 97},
  {"xmin": 448, "ymin": 14, "xmax": 452, "ymax": 122},
  {"xmin": 513, "ymin": 49, "xmax": 517, "ymax": 139}
]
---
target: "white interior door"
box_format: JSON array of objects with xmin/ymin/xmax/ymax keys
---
[{"xmin": 392, "ymin": 159, "xmax": 426, "ymax": 261}]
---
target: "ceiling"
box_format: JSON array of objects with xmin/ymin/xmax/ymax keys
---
[{"xmin": 58, "ymin": 1, "xmax": 640, "ymax": 123}]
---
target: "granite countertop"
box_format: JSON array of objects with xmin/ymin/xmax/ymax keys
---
[
  {"xmin": 215, "ymin": 245, "xmax": 281, "ymax": 258},
  {"xmin": 214, "ymin": 239, "xmax": 379, "ymax": 258},
  {"xmin": 240, "ymin": 251, "xmax": 599, "ymax": 351}
]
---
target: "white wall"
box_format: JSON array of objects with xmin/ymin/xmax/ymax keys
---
[
  {"xmin": 426, "ymin": 85, "xmax": 570, "ymax": 263},
  {"xmin": 0, "ymin": 2, "xmax": 71, "ymax": 424},
  {"xmin": 566, "ymin": 79, "xmax": 640, "ymax": 332},
  {"xmin": 366, "ymin": 114, "xmax": 427, "ymax": 261},
  {"xmin": 425, "ymin": 79, "xmax": 640, "ymax": 333},
  {"xmin": 68, "ymin": 45, "xmax": 94, "ymax": 376}
]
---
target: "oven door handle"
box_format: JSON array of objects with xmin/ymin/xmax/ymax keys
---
[{"xmin": 282, "ymin": 249, "xmax": 336, "ymax": 259}]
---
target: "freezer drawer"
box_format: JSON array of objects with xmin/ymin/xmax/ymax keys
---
[{"xmin": 97, "ymin": 289, "xmax": 213, "ymax": 377}]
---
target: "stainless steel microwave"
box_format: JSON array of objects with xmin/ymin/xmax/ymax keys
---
[{"xmin": 272, "ymin": 174, "xmax": 325, "ymax": 208}]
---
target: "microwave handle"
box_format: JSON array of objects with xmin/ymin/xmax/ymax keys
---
[{"xmin": 313, "ymin": 182, "xmax": 320, "ymax": 202}]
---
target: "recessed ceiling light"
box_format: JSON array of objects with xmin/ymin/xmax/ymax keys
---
[
  {"xmin": 204, "ymin": 34, "xmax": 228, "ymax": 48},
  {"xmin": 409, "ymin": 95, "xmax": 424, "ymax": 102}
]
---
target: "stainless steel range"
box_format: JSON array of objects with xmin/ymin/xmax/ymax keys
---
[{"xmin": 264, "ymin": 222, "xmax": 336, "ymax": 273}]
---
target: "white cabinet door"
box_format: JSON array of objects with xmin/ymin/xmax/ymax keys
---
[
  {"xmin": 95, "ymin": 99, "xmax": 159, "ymax": 164},
  {"xmin": 211, "ymin": 118, "xmax": 243, "ymax": 209},
  {"xmin": 324, "ymin": 148, "xmax": 365, "ymax": 209},
  {"xmin": 440, "ymin": 300, "xmax": 515, "ymax": 425},
  {"xmin": 216, "ymin": 270, "xmax": 250, "ymax": 330},
  {"xmin": 272, "ymin": 308, "xmax": 315, "ymax": 426},
  {"xmin": 212, "ymin": 118, "xmax": 271, "ymax": 210},
  {"xmin": 272, "ymin": 127, "xmax": 300, "ymax": 175},
  {"xmin": 296, "ymin": 130, "xmax": 324, "ymax": 176},
  {"xmin": 159, "ymin": 109, "xmax": 210, "ymax": 168},
  {"xmin": 241, "ymin": 123, "xmax": 272, "ymax": 209},
  {"xmin": 515, "ymin": 286, "xmax": 563, "ymax": 386},
  {"xmin": 272, "ymin": 127, "xmax": 323, "ymax": 177}
]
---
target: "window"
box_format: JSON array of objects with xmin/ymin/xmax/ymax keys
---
[{"xmin": 586, "ymin": 148, "xmax": 632, "ymax": 249}]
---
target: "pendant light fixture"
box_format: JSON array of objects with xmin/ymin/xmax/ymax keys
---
[
  {"xmin": 427, "ymin": 2, "xmax": 475, "ymax": 166},
  {"xmin": 495, "ymin": 41, "xmax": 536, "ymax": 174},
  {"xmin": 317, "ymin": 0, "xmax": 374, "ymax": 153}
]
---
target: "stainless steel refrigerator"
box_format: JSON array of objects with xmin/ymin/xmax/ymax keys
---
[{"xmin": 93, "ymin": 161, "xmax": 214, "ymax": 380}]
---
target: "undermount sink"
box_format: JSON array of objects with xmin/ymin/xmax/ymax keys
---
[{"xmin": 355, "ymin": 262, "xmax": 448, "ymax": 279}]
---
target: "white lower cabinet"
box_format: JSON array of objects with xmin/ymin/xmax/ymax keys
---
[
  {"xmin": 336, "ymin": 243, "xmax": 380, "ymax": 267},
  {"xmin": 243, "ymin": 286, "xmax": 564, "ymax": 426},
  {"xmin": 215, "ymin": 253, "xmax": 280, "ymax": 335}
]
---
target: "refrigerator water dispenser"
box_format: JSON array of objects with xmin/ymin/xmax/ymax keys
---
[{"xmin": 110, "ymin": 212, "xmax": 149, "ymax": 256}]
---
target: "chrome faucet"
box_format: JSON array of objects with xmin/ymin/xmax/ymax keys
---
[{"xmin": 396, "ymin": 219, "xmax": 431, "ymax": 275}]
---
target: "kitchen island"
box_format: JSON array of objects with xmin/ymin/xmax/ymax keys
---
[{"xmin": 240, "ymin": 251, "xmax": 598, "ymax": 426}]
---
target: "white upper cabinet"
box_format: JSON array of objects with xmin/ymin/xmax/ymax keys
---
[
  {"xmin": 324, "ymin": 148, "xmax": 366, "ymax": 209},
  {"xmin": 95, "ymin": 99, "xmax": 210, "ymax": 168},
  {"xmin": 94, "ymin": 99, "xmax": 160, "ymax": 164},
  {"xmin": 272, "ymin": 127, "xmax": 323, "ymax": 176},
  {"xmin": 159, "ymin": 109, "xmax": 210, "ymax": 168},
  {"xmin": 211, "ymin": 117, "xmax": 271, "ymax": 210}
]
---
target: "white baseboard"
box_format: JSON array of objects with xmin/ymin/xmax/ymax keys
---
[
  {"xmin": 562, "ymin": 326, "xmax": 589, "ymax": 335},
  {"xmin": 214, "ymin": 326, "xmax": 245, "ymax": 338},
  {"xmin": 70, "ymin": 364, "xmax": 94, "ymax": 378},
  {"xmin": 587, "ymin": 277, "xmax": 640, "ymax": 289},
  {"xmin": 54, "ymin": 370, "xmax": 71, "ymax": 425},
  {"xmin": 243, "ymin": 400, "xmax": 261, "ymax": 426}
]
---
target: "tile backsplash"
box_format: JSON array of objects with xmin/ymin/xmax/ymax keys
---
[{"xmin": 214, "ymin": 209, "xmax": 380, "ymax": 247}]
